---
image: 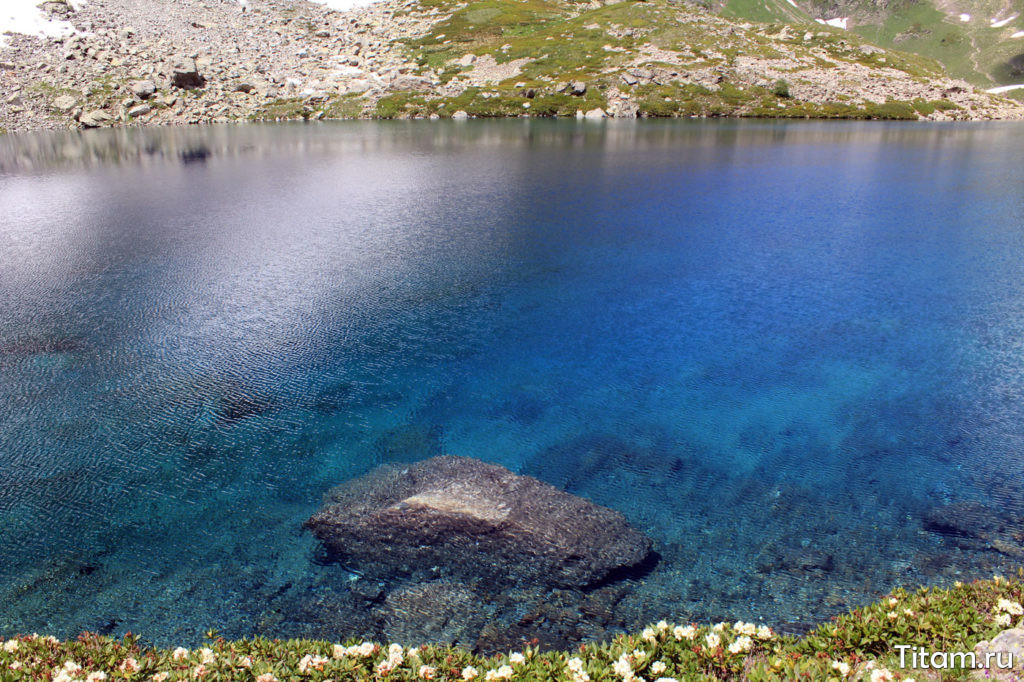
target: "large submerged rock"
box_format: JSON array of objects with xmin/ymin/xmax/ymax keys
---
[{"xmin": 305, "ymin": 455, "xmax": 653, "ymax": 588}]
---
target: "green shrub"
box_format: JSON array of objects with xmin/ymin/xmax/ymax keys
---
[{"xmin": 771, "ymin": 79, "xmax": 790, "ymax": 98}]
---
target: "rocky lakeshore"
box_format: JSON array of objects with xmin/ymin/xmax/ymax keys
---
[{"xmin": 1, "ymin": 0, "xmax": 1023, "ymax": 133}]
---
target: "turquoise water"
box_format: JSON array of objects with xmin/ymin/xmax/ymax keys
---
[{"xmin": 2, "ymin": 120, "xmax": 1024, "ymax": 646}]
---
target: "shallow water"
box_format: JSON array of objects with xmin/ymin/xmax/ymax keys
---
[{"xmin": 2, "ymin": 120, "xmax": 1024, "ymax": 646}]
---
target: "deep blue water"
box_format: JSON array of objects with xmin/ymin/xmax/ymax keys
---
[{"xmin": 2, "ymin": 120, "xmax": 1024, "ymax": 645}]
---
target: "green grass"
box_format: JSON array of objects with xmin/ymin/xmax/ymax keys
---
[{"xmin": 2, "ymin": 577, "xmax": 1024, "ymax": 680}]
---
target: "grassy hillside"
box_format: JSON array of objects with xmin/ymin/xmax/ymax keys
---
[
  {"xmin": 356, "ymin": 0, "xmax": 1019, "ymax": 121},
  {"xmin": 720, "ymin": 0, "xmax": 1024, "ymax": 87}
]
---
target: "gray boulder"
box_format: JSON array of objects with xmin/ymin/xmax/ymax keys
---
[
  {"xmin": 973, "ymin": 627, "xmax": 1024, "ymax": 680},
  {"xmin": 128, "ymin": 103, "xmax": 152, "ymax": 118},
  {"xmin": 79, "ymin": 110, "xmax": 112, "ymax": 128},
  {"xmin": 129, "ymin": 80, "xmax": 156, "ymax": 99},
  {"xmin": 170, "ymin": 58, "xmax": 205, "ymax": 89},
  {"xmin": 305, "ymin": 455, "xmax": 653, "ymax": 588},
  {"xmin": 53, "ymin": 95, "xmax": 77, "ymax": 112}
]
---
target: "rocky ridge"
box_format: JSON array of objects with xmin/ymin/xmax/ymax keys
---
[{"xmin": 0, "ymin": 0, "xmax": 1021, "ymax": 133}]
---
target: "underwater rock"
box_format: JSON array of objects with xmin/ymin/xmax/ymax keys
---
[
  {"xmin": 923, "ymin": 501, "xmax": 1002, "ymax": 540},
  {"xmin": 305, "ymin": 455, "xmax": 653, "ymax": 589},
  {"xmin": 382, "ymin": 581, "xmax": 489, "ymax": 648}
]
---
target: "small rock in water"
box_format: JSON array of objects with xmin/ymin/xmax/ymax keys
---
[{"xmin": 305, "ymin": 455, "xmax": 653, "ymax": 588}]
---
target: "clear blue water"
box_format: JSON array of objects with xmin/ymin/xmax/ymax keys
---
[{"xmin": 2, "ymin": 120, "xmax": 1024, "ymax": 646}]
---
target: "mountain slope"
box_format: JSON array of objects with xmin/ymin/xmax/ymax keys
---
[
  {"xmin": 0, "ymin": 0, "xmax": 1021, "ymax": 132},
  {"xmin": 722, "ymin": 0, "xmax": 1024, "ymax": 87}
]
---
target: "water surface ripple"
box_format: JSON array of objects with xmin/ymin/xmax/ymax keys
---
[{"xmin": 2, "ymin": 120, "xmax": 1024, "ymax": 645}]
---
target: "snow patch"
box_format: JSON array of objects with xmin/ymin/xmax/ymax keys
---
[
  {"xmin": 987, "ymin": 83, "xmax": 1024, "ymax": 94},
  {"xmin": 0, "ymin": 0, "xmax": 82, "ymax": 49},
  {"xmin": 308, "ymin": 0, "xmax": 381, "ymax": 11},
  {"xmin": 815, "ymin": 16, "xmax": 847, "ymax": 29},
  {"xmin": 959, "ymin": 13, "xmax": 971, "ymax": 22},
  {"xmin": 990, "ymin": 14, "xmax": 1018, "ymax": 28}
]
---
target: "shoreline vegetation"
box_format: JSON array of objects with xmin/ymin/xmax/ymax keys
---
[
  {"xmin": 1, "ymin": 0, "xmax": 1024, "ymax": 135},
  {"xmin": 3, "ymin": 576, "xmax": 1024, "ymax": 681}
]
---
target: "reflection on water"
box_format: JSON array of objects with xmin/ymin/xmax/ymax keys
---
[{"xmin": 2, "ymin": 120, "xmax": 1024, "ymax": 648}]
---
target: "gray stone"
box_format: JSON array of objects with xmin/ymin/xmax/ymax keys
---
[
  {"xmin": 170, "ymin": 58, "xmax": 205, "ymax": 89},
  {"xmin": 53, "ymin": 95, "xmax": 77, "ymax": 112},
  {"xmin": 570, "ymin": 80, "xmax": 587, "ymax": 96},
  {"xmin": 389, "ymin": 74, "xmax": 431, "ymax": 92},
  {"xmin": 451, "ymin": 110, "xmax": 469, "ymax": 120},
  {"xmin": 584, "ymin": 107, "xmax": 606, "ymax": 119},
  {"xmin": 456, "ymin": 53, "xmax": 476, "ymax": 67},
  {"xmin": 129, "ymin": 79, "xmax": 156, "ymax": 99},
  {"xmin": 128, "ymin": 103, "xmax": 152, "ymax": 118},
  {"xmin": 344, "ymin": 79, "xmax": 371, "ymax": 94},
  {"xmin": 305, "ymin": 455, "xmax": 653, "ymax": 588},
  {"xmin": 79, "ymin": 110, "xmax": 113, "ymax": 128},
  {"xmin": 973, "ymin": 628, "xmax": 1024, "ymax": 680}
]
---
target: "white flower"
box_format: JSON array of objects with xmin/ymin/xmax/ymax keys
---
[
  {"xmin": 996, "ymin": 613, "xmax": 1012, "ymax": 626},
  {"xmin": 712, "ymin": 622, "xmax": 727, "ymax": 632},
  {"xmin": 509, "ymin": 652, "xmax": 525, "ymax": 665},
  {"xmin": 728, "ymin": 636, "xmax": 752, "ymax": 654},
  {"xmin": 2, "ymin": 640, "xmax": 18, "ymax": 652},
  {"xmin": 653, "ymin": 679, "xmax": 679, "ymax": 682},
  {"xmin": 238, "ymin": 656, "xmax": 253, "ymax": 668},
  {"xmin": 462, "ymin": 666, "xmax": 479, "ymax": 680},
  {"xmin": 419, "ymin": 665, "xmax": 437, "ymax": 679},
  {"xmin": 566, "ymin": 658, "xmax": 584, "ymax": 673},
  {"xmin": 172, "ymin": 647, "xmax": 189, "ymax": 661},
  {"xmin": 86, "ymin": 673, "xmax": 108, "ymax": 682},
  {"xmin": 631, "ymin": 648, "xmax": 646, "ymax": 662},
  {"xmin": 151, "ymin": 673, "xmax": 169, "ymax": 682},
  {"xmin": 888, "ymin": 597, "xmax": 898, "ymax": 606},
  {"xmin": 672, "ymin": 625, "xmax": 696, "ymax": 641},
  {"xmin": 831, "ymin": 660, "xmax": 850, "ymax": 676},
  {"xmin": 705, "ymin": 632, "xmax": 721, "ymax": 649},
  {"xmin": 642, "ymin": 628, "xmax": 657, "ymax": 642},
  {"xmin": 63, "ymin": 660, "xmax": 83, "ymax": 674},
  {"xmin": 389, "ymin": 643, "xmax": 404, "ymax": 657},
  {"xmin": 199, "ymin": 648, "xmax": 215, "ymax": 664},
  {"xmin": 887, "ymin": 611, "xmax": 898, "ymax": 620},
  {"xmin": 407, "ymin": 646, "xmax": 420, "ymax": 658},
  {"xmin": 119, "ymin": 658, "xmax": 140, "ymax": 673},
  {"xmin": 651, "ymin": 661, "xmax": 667, "ymax": 674},
  {"xmin": 358, "ymin": 641, "xmax": 376, "ymax": 657},
  {"xmin": 10, "ymin": 662, "xmax": 23, "ymax": 671},
  {"xmin": 612, "ymin": 654, "xmax": 634, "ymax": 680},
  {"xmin": 998, "ymin": 599, "xmax": 1024, "ymax": 615},
  {"xmin": 53, "ymin": 671, "xmax": 74, "ymax": 682},
  {"xmin": 484, "ymin": 665, "xmax": 514, "ymax": 680},
  {"xmin": 298, "ymin": 654, "xmax": 327, "ymax": 673},
  {"xmin": 333, "ymin": 644, "xmax": 346, "ymax": 659},
  {"xmin": 756, "ymin": 625, "xmax": 773, "ymax": 640},
  {"xmin": 870, "ymin": 668, "xmax": 894, "ymax": 682},
  {"xmin": 255, "ymin": 674, "xmax": 278, "ymax": 682},
  {"xmin": 733, "ymin": 621, "xmax": 756, "ymax": 636},
  {"xmin": 656, "ymin": 620, "xmax": 669, "ymax": 632}
]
